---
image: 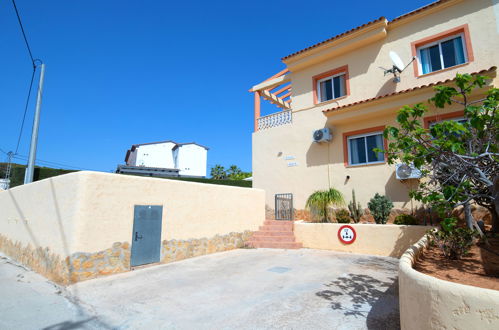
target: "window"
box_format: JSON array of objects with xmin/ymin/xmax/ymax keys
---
[
  {"xmin": 418, "ymin": 34, "xmax": 467, "ymax": 74},
  {"xmin": 411, "ymin": 25, "xmax": 474, "ymax": 77},
  {"xmin": 317, "ymin": 73, "xmax": 346, "ymax": 102},
  {"xmin": 313, "ymin": 65, "xmax": 349, "ymax": 104},
  {"xmin": 347, "ymin": 132, "xmax": 384, "ymax": 166}
]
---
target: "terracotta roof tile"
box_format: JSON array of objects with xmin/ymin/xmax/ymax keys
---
[
  {"xmin": 281, "ymin": 17, "xmax": 386, "ymax": 61},
  {"xmin": 282, "ymin": 0, "xmax": 453, "ymax": 62},
  {"xmin": 388, "ymin": 0, "xmax": 451, "ymax": 24},
  {"xmin": 322, "ymin": 66, "xmax": 497, "ymax": 114}
]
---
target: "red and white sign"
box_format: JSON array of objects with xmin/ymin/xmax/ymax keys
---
[{"xmin": 338, "ymin": 225, "xmax": 356, "ymax": 244}]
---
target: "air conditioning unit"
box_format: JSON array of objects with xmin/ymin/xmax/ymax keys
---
[
  {"xmin": 395, "ymin": 163, "xmax": 422, "ymax": 180},
  {"xmin": 313, "ymin": 128, "xmax": 332, "ymax": 143}
]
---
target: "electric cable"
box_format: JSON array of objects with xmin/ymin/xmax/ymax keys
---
[
  {"xmin": 14, "ymin": 67, "xmax": 37, "ymax": 154},
  {"xmin": 11, "ymin": 0, "xmax": 35, "ymax": 67}
]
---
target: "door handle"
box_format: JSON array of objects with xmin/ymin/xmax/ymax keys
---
[{"xmin": 135, "ymin": 232, "xmax": 143, "ymax": 241}]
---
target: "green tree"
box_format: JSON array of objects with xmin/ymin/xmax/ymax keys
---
[
  {"xmin": 306, "ymin": 188, "xmax": 345, "ymax": 223},
  {"xmin": 381, "ymin": 73, "xmax": 498, "ymax": 232},
  {"xmin": 210, "ymin": 164, "xmax": 227, "ymax": 180}
]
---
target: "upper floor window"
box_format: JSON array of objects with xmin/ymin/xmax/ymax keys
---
[
  {"xmin": 418, "ymin": 34, "xmax": 467, "ymax": 74},
  {"xmin": 317, "ymin": 73, "xmax": 346, "ymax": 102},
  {"xmin": 313, "ymin": 65, "xmax": 349, "ymax": 104},
  {"xmin": 411, "ymin": 24, "xmax": 473, "ymax": 77}
]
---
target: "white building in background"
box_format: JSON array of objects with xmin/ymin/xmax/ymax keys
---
[{"xmin": 119, "ymin": 140, "xmax": 208, "ymax": 178}]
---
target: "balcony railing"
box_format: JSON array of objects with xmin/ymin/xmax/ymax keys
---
[{"xmin": 257, "ymin": 110, "xmax": 292, "ymax": 130}]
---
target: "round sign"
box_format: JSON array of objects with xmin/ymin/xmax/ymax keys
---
[{"xmin": 338, "ymin": 225, "xmax": 356, "ymax": 244}]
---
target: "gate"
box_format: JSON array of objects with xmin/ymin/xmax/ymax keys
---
[
  {"xmin": 131, "ymin": 205, "xmax": 163, "ymax": 267},
  {"xmin": 275, "ymin": 193, "xmax": 293, "ymax": 220}
]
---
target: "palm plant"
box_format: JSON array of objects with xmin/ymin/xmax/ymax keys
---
[
  {"xmin": 306, "ymin": 188, "xmax": 345, "ymax": 222},
  {"xmin": 210, "ymin": 164, "xmax": 227, "ymax": 180}
]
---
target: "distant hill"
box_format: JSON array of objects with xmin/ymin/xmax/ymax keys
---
[{"xmin": 0, "ymin": 163, "xmax": 75, "ymax": 188}]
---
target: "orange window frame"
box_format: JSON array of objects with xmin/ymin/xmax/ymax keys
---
[
  {"xmin": 423, "ymin": 110, "xmax": 465, "ymax": 128},
  {"xmin": 342, "ymin": 125, "xmax": 387, "ymax": 167},
  {"xmin": 313, "ymin": 65, "xmax": 350, "ymax": 105},
  {"xmin": 411, "ymin": 24, "xmax": 474, "ymax": 77}
]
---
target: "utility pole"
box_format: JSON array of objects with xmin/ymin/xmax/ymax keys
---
[{"xmin": 24, "ymin": 63, "xmax": 45, "ymax": 184}]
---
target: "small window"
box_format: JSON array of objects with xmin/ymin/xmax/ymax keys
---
[
  {"xmin": 317, "ymin": 73, "xmax": 346, "ymax": 102},
  {"xmin": 418, "ymin": 34, "xmax": 467, "ymax": 74},
  {"xmin": 347, "ymin": 132, "xmax": 384, "ymax": 166}
]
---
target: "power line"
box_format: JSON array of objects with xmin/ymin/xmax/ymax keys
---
[
  {"xmin": 11, "ymin": 0, "xmax": 35, "ymax": 67},
  {"xmin": 15, "ymin": 68, "xmax": 37, "ymax": 154},
  {"xmin": 11, "ymin": 154, "xmax": 102, "ymax": 172}
]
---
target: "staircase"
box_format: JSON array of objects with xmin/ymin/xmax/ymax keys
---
[{"xmin": 247, "ymin": 220, "xmax": 302, "ymax": 249}]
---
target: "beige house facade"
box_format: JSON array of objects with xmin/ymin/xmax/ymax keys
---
[{"xmin": 251, "ymin": 0, "xmax": 499, "ymax": 217}]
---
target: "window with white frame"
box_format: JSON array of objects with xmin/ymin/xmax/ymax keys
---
[
  {"xmin": 317, "ymin": 72, "xmax": 346, "ymax": 102},
  {"xmin": 347, "ymin": 132, "xmax": 384, "ymax": 165},
  {"xmin": 418, "ymin": 34, "xmax": 467, "ymax": 75}
]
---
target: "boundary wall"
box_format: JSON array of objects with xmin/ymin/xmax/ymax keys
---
[
  {"xmin": 0, "ymin": 171, "xmax": 265, "ymax": 284},
  {"xmin": 294, "ymin": 222, "xmax": 431, "ymax": 257}
]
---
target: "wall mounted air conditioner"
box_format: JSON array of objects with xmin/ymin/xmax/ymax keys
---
[
  {"xmin": 313, "ymin": 128, "xmax": 332, "ymax": 143},
  {"xmin": 395, "ymin": 163, "xmax": 422, "ymax": 180}
]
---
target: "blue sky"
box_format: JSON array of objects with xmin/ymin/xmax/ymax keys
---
[{"xmin": 0, "ymin": 0, "xmax": 433, "ymax": 173}]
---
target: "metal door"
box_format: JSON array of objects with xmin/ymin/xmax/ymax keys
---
[
  {"xmin": 275, "ymin": 193, "xmax": 293, "ymax": 220},
  {"xmin": 131, "ymin": 205, "xmax": 163, "ymax": 267}
]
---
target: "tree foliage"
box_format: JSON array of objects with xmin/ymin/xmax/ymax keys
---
[{"xmin": 381, "ymin": 73, "xmax": 499, "ymax": 232}]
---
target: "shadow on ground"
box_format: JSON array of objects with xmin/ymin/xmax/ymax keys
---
[{"xmin": 316, "ymin": 273, "xmax": 400, "ymax": 330}]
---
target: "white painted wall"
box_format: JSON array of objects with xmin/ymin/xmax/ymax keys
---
[
  {"xmin": 135, "ymin": 142, "xmax": 176, "ymax": 168},
  {"xmin": 175, "ymin": 144, "xmax": 207, "ymax": 177}
]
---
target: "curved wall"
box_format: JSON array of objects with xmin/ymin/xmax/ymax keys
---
[{"xmin": 399, "ymin": 236, "xmax": 499, "ymax": 329}]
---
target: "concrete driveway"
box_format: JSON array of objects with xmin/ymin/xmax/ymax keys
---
[{"xmin": 1, "ymin": 249, "xmax": 400, "ymax": 330}]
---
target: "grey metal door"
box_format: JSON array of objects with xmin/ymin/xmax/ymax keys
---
[
  {"xmin": 275, "ymin": 193, "xmax": 293, "ymax": 220},
  {"xmin": 131, "ymin": 205, "xmax": 163, "ymax": 267}
]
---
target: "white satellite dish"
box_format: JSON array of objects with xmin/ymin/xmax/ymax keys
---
[
  {"xmin": 379, "ymin": 51, "xmax": 416, "ymax": 83},
  {"xmin": 389, "ymin": 51, "xmax": 405, "ymax": 72}
]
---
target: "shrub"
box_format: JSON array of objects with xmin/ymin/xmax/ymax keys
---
[
  {"xmin": 394, "ymin": 214, "xmax": 419, "ymax": 225},
  {"xmin": 428, "ymin": 218, "xmax": 477, "ymax": 259},
  {"xmin": 335, "ymin": 209, "xmax": 351, "ymax": 223},
  {"xmin": 367, "ymin": 193, "xmax": 393, "ymax": 224},
  {"xmin": 306, "ymin": 188, "xmax": 345, "ymax": 223}
]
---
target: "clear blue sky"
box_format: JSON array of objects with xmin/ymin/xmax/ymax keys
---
[{"xmin": 0, "ymin": 0, "xmax": 433, "ymax": 173}]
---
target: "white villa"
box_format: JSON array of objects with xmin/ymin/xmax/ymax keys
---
[{"xmin": 118, "ymin": 140, "xmax": 208, "ymax": 178}]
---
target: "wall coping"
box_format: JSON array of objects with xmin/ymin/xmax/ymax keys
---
[
  {"xmin": 399, "ymin": 234, "xmax": 499, "ymax": 295},
  {"xmin": 294, "ymin": 220, "xmax": 432, "ymax": 229}
]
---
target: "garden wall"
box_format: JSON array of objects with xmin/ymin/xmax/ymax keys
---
[
  {"xmin": 294, "ymin": 222, "xmax": 431, "ymax": 257},
  {"xmin": 399, "ymin": 235, "xmax": 499, "ymax": 329},
  {"xmin": 0, "ymin": 171, "xmax": 265, "ymax": 284}
]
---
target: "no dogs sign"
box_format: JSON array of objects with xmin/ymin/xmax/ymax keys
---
[{"xmin": 338, "ymin": 225, "xmax": 356, "ymax": 244}]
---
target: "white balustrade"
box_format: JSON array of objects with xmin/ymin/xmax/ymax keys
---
[{"xmin": 257, "ymin": 110, "xmax": 292, "ymax": 130}]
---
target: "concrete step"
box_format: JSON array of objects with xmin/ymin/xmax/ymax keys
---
[
  {"xmin": 263, "ymin": 220, "xmax": 294, "ymax": 226},
  {"xmin": 248, "ymin": 235, "xmax": 296, "ymax": 243},
  {"xmin": 252, "ymin": 231, "xmax": 295, "ymax": 237},
  {"xmin": 259, "ymin": 225, "xmax": 293, "ymax": 232},
  {"xmin": 247, "ymin": 241, "xmax": 303, "ymax": 249}
]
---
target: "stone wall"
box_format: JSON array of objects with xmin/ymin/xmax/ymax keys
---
[{"xmin": 1, "ymin": 231, "xmax": 253, "ymax": 285}]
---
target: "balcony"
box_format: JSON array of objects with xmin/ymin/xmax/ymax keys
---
[
  {"xmin": 257, "ymin": 110, "xmax": 292, "ymax": 130},
  {"xmin": 250, "ymin": 69, "xmax": 292, "ymax": 131}
]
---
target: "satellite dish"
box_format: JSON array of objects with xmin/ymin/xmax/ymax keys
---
[
  {"xmin": 389, "ymin": 51, "xmax": 405, "ymax": 72},
  {"xmin": 380, "ymin": 51, "xmax": 416, "ymax": 83}
]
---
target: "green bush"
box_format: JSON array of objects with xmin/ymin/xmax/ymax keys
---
[
  {"xmin": 306, "ymin": 188, "xmax": 345, "ymax": 223},
  {"xmin": 334, "ymin": 209, "xmax": 351, "ymax": 223},
  {"xmin": 367, "ymin": 193, "xmax": 393, "ymax": 224},
  {"xmin": 428, "ymin": 218, "xmax": 477, "ymax": 259},
  {"xmin": 394, "ymin": 214, "xmax": 419, "ymax": 225}
]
